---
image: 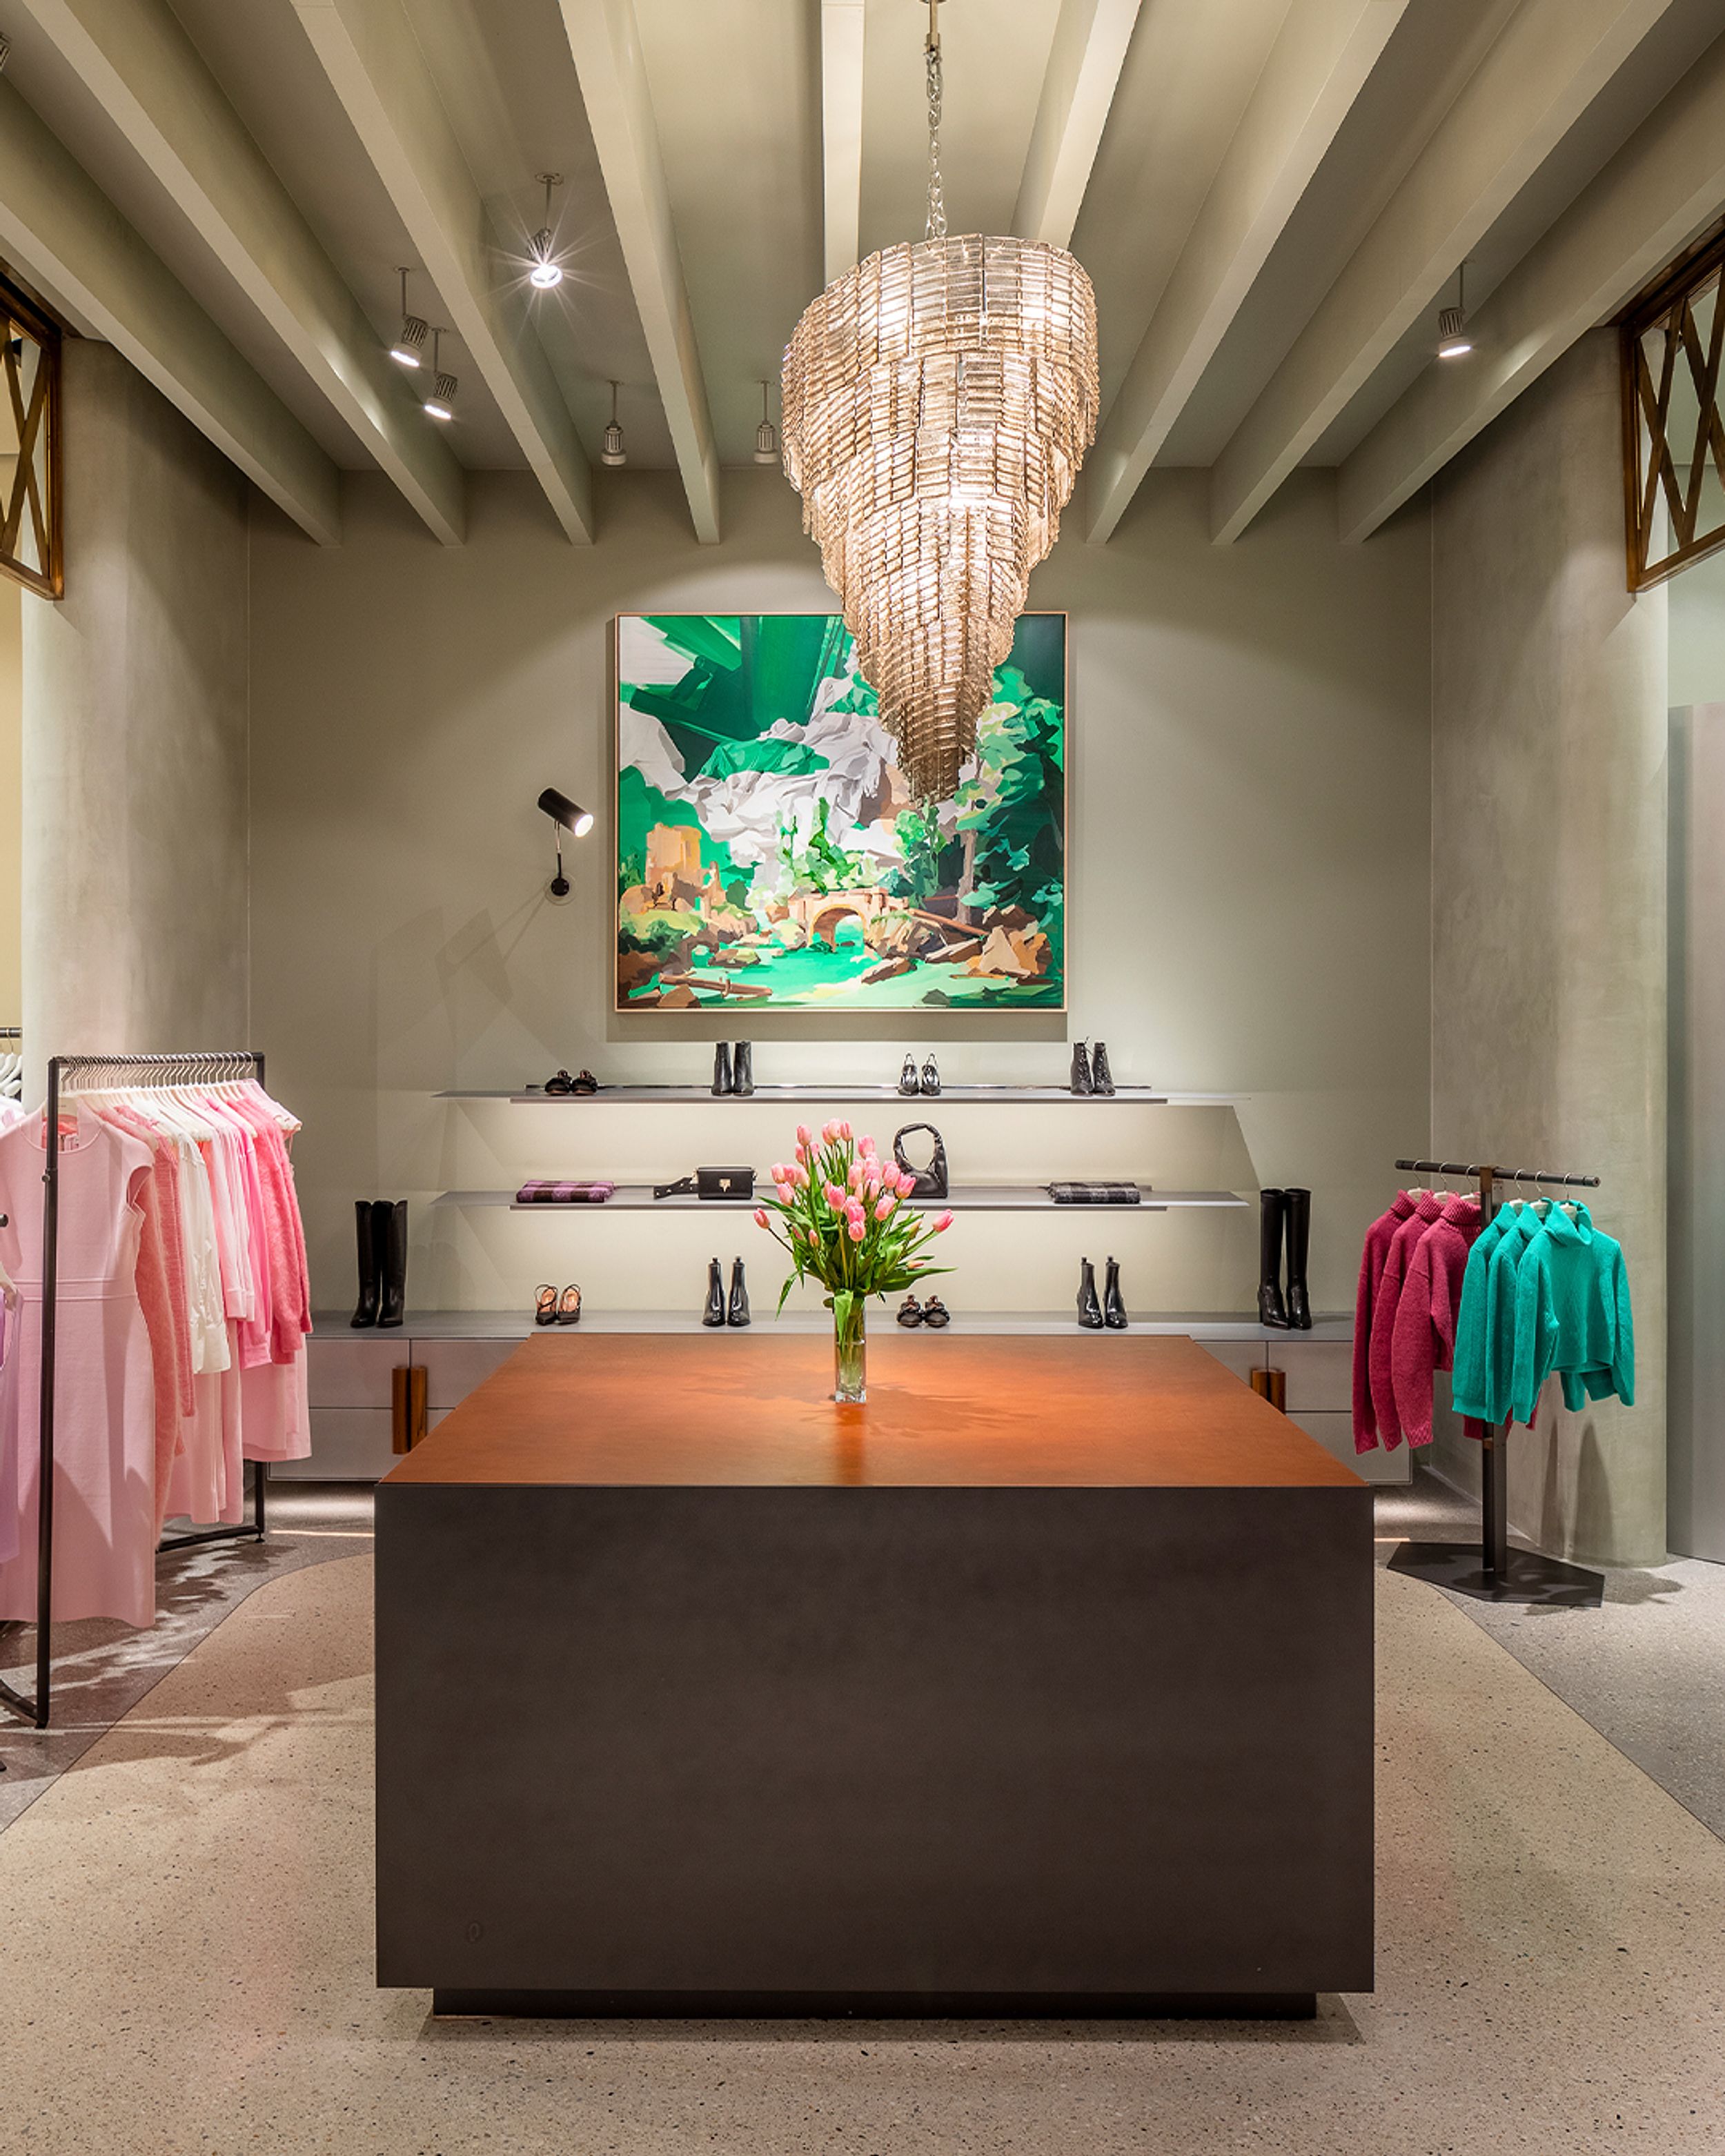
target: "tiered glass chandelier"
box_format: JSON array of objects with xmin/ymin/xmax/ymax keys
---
[{"xmin": 782, "ymin": 1, "xmax": 1098, "ymax": 800}]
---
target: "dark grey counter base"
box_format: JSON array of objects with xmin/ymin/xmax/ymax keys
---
[{"xmin": 433, "ymin": 1988, "xmax": 1319, "ymax": 2020}]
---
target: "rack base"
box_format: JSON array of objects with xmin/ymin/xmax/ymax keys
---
[{"xmin": 1387, "ymin": 1540, "xmax": 1604, "ymax": 1609}]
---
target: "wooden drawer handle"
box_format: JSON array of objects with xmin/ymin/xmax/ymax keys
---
[
  {"xmin": 1251, "ymin": 1367, "xmax": 1287, "ymax": 1413},
  {"xmin": 392, "ymin": 1364, "xmax": 428, "ymax": 1452}
]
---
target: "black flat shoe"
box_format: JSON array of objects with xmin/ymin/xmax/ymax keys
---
[
  {"xmin": 1102, "ymin": 1256, "xmax": 1127, "ymax": 1329},
  {"xmin": 921, "ymin": 1296, "xmax": 951, "ymax": 1329},
  {"xmin": 703, "ymin": 1258, "xmax": 727, "ymax": 1326},
  {"xmin": 544, "ymin": 1068, "xmax": 575, "ymax": 1095},
  {"xmin": 896, "ymin": 1295, "xmax": 923, "ymax": 1327},
  {"xmin": 1076, "ymin": 1256, "xmax": 1103, "ymax": 1329},
  {"xmin": 571, "ymin": 1069, "xmax": 598, "ymax": 1094},
  {"xmin": 556, "ymin": 1283, "xmax": 582, "ymax": 1325},
  {"xmin": 727, "ymin": 1257, "xmax": 751, "ymax": 1327},
  {"xmin": 533, "ymin": 1283, "xmax": 558, "ymax": 1327},
  {"xmin": 1070, "ymin": 1042, "xmax": 1093, "ymax": 1095},
  {"xmin": 920, "ymin": 1055, "xmax": 940, "ymax": 1096}
]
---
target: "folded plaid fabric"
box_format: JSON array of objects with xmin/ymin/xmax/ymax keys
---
[
  {"xmin": 515, "ymin": 1180, "xmax": 616, "ymax": 1203},
  {"xmin": 1047, "ymin": 1181, "xmax": 1143, "ymax": 1205}
]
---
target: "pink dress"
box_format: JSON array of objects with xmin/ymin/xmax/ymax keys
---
[{"xmin": 0, "ymin": 1107, "xmax": 157, "ymax": 1628}]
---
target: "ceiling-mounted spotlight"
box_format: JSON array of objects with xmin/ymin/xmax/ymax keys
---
[
  {"xmin": 529, "ymin": 172, "xmax": 564, "ymax": 290},
  {"xmin": 1437, "ymin": 261, "xmax": 1474, "ymax": 360},
  {"xmin": 753, "ymin": 379, "xmax": 779, "ymax": 465},
  {"xmin": 538, "ymin": 785, "xmax": 593, "ymax": 897},
  {"xmin": 602, "ymin": 380, "xmax": 627, "ymax": 466},
  {"xmin": 389, "ymin": 267, "xmax": 426, "ymax": 368},
  {"xmin": 423, "ymin": 328, "xmax": 456, "ymax": 420}
]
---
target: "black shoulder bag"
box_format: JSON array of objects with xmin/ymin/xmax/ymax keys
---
[{"xmin": 892, "ymin": 1122, "xmax": 949, "ymax": 1200}]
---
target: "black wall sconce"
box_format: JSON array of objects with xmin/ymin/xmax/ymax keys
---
[{"xmin": 538, "ymin": 787, "xmax": 593, "ymax": 898}]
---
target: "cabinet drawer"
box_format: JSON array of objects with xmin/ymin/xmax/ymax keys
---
[
  {"xmin": 415, "ymin": 1337, "xmax": 523, "ymax": 1410},
  {"xmin": 1290, "ymin": 1410, "xmax": 1409, "ymax": 1485},
  {"xmin": 1192, "ymin": 1339, "xmax": 1267, "ymax": 1385},
  {"xmin": 1276, "ymin": 1340, "xmax": 1353, "ymax": 1413},
  {"xmin": 268, "ymin": 1406, "xmax": 397, "ymax": 1481},
  {"xmin": 306, "ymin": 1336, "xmax": 402, "ymax": 1410}
]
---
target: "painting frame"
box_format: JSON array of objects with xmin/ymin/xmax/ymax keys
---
[{"xmin": 611, "ymin": 611, "xmax": 1070, "ymax": 1016}]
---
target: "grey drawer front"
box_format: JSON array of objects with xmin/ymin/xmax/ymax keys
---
[
  {"xmin": 306, "ymin": 1336, "xmax": 403, "ymax": 1410},
  {"xmin": 1193, "ymin": 1339, "xmax": 1268, "ymax": 1385},
  {"xmin": 1277, "ymin": 1340, "xmax": 1353, "ymax": 1413},
  {"xmin": 1291, "ymin": 1410, "xmax": 1408, "ymax": 1485},
  {"xmin": 415, "ymin": 1337, "xmax": 522, "ymax": 1410},
  {"xmin": 270, "ymin": 1406, "xmax": 397, "ymax": 1481}
]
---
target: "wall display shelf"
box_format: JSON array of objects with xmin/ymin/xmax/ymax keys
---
[
  {"xmin": 433, "ymin": 1184, "xmax": 1248, "ymax": 1213},
  {"xmin": 314, "ymin": 1308, "xmax": 1349, "ymax": 1343},
  {"xmin": 437, "ymin": 1085, "xmax": 1237, "ymax": 1107}
]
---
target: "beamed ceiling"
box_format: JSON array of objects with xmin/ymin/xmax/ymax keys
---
[{"xmin": 1, "ymin": 0, "xmax": 1724, "ymax": 551}]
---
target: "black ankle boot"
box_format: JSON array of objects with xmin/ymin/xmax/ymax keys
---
[
  {"xmin": 377, "ymin": 1200, "xmax": 408, "ymax": 1329},
  {"xmin": 727, "ymin": 1257, "xmax": 751, "ymax": 1326},
  {"xmin": 1070, "ymin": 1042, "xmax": 1093, "ymax": 1095},
  {"xmin": 1258, "ymin": 1189, "xmax": 1290, "ymax": 1329},
  {"xmin": 731, "ymin": 1042, "xmax": 753, "ymax": 1096},
  {"xmin": 1090, "ymin": 1042, "xmax": 1116, "ymax": 1096},
  {"xmin": 712, "ymin": 1042, "xmax": 733, "ymax": 1096},
  {"xmin": 350, "ymin": 1200, "xmax": 381, "ymax": 1327},
  {"xmin": 703, "ymin": 1258, "xmax": 727, "ymax": 1326},
  {"xmin": 1283, "ymin": 1187, "xmax": 1312, "ymax": 1329},
  {"xmin": 1077, "ymin": 1256, "xmax": 1103, "ymax": 1329},
  {"xmin": 1102, "ymin": 1255, "xmax": 1127, "ymax": 1328}
]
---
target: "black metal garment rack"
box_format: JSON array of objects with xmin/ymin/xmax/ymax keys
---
[
  {"xmin": 0, "ymin": 1050, "xmax": 272, "ymax": 1734},
  {"xmin": 1385, "ymin": 1158, "xmax": 1606, "ymax": 1611}
]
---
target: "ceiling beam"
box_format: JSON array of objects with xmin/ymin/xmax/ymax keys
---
[
  {"xmin": 821, "ymin": 0, "xmax": 866, "ymax": 283},
  {"xmin": 555, "ymin": 0, "xmax": 721, "ymax": 544},
  {"xmin": 291, "ymin": 0, "xmax": 595, "ymax": 543},
  {"xmin": 1085, "ymin": 0, "xmax": 1407, "ymax": 543},
  {"xmin": 1013, "ymin": 0, "xmax": 1144, "ymax": 250},
  {"xmin": 1210, "ymin": 0, "xmax": 1682, "ymax": 544},
  {"xmin": 1338, "ymin": 30, "xmax": 1725, "ymax": 542},
  {"xmin": 0, "ymin": 76, "xmax": 339, "ymax": 542},
  {"xmin": 13, "ymin": 0, "xmax": 464, "ymax": 544}
]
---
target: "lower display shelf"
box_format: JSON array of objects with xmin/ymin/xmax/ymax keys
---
[
  {"xmin": 433, "ymin": 1185, "xmax": 1248, "ymax": 1212},
  {"xmin": 315, "ymin": 1308, "xmax": 1351, "ymax": 1341}
]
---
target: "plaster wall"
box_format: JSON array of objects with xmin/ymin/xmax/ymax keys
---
[
  {"xmin": 1430, "ymin": 330, "xmax": 1668, "ymax": 1568},
  {"xmin": 20, "ymin": 341, "xmax": 250, "ymax": 1092},
  {"xmin": 249, "ymin": 464, "xmax": 1431, "ymax": 1322}
]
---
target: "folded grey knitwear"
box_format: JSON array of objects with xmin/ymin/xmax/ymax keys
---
[{"xmin": 1047, "ymin": 1181, "xmax": 1143, "ymax": 1204}]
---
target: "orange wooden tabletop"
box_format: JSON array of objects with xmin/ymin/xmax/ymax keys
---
[{"xmin": 383, "ymin": 1333, "xmax": 1363, "ymax": 1492}]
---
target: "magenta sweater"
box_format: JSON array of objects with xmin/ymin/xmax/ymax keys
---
[
  {"xmin": 1389, "ymin": 1198, "xmax": 1482, "ymax": 1448},
  {"xmin": 1352, "ymin": 1191, "xmax": 1417, "ymax": 1452}
]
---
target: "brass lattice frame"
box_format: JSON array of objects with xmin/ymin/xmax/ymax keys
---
[
  {"xmin": 0, "ymin": 268, "xmax": 62, "ymax": 602},
  {"xmin": 1620, "ymin": 223, "xmax": 1725, "ymax": 593}
]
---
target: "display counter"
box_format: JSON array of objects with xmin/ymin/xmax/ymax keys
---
[{"xmin": 376, "ymin": 1332, "xmax": 1372, "ymax": 2016}]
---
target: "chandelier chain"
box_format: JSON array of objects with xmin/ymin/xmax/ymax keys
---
[{"xmin": 925, "ymin": 30, "xmax": 946, "ymax": 242}]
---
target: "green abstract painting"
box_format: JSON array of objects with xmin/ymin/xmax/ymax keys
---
[{"xmin": 614, "ymin": 613, "xmax": 1066, "ymax": 1012}]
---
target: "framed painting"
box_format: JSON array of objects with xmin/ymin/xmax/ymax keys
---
[{"xmin": 613, "ymin": 612, "xmax": 1067, "ymax": 1012}]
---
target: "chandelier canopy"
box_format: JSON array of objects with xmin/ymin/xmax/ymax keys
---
[{"xmin": 780, "ymin": 17, "xmax": 1098, "ymax": 800}]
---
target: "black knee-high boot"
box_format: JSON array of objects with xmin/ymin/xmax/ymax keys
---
[
  {"xmin": 1283, "ymin": 1187, "xmax": 1312, "ymax": 1330},
  {"xmin": 377, "ymin": 1200, "xmax": 408, "ymax": 1329},
  {"xmin": 351, "ymin": 1200, "xmax": 381, "ymax": 1328},
  {"xmin": 1258, "ymin": 1189, "xmax": 1290, "ymax": 1329}
]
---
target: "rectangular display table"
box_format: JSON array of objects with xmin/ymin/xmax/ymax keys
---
[{"xmin": 377, "ymin": 1333, "xmax": 1372, "ymax": 2016}]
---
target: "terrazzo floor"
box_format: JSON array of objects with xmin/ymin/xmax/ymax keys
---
[{"xmin": 3, "ymin": 1541, "xmax": 1724, "ymax": 2153}]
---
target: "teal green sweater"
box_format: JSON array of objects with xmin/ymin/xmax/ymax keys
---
[
  {"xmin": 1508, "ymin": 1203, "xmax": 1634, "ymax": 1425},
  {"xmin": 1451, "ymin": 1204, "xmax": 1546, "ymax": 1425}
]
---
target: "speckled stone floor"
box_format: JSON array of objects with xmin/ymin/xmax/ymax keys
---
[{"xmin": 2, "ymin": 1548, "xmax": 1723, "ymax": 2155}]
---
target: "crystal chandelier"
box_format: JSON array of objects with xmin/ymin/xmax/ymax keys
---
[{"xmin": 781, "ymin": 1, "xmax": 1098, "ymax": 799}]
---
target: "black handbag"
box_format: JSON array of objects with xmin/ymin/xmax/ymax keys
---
[
  {"xmin": 892, "ymin": 1123, "xmax": 949, "ymax": 1200},
  {"xmin": 697, "ymin": 1165, "xmax": 756, "ymax": 1200}
]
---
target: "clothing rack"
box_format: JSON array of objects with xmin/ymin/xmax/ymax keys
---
[
  {"xmin": 0, "ymin": 1050, "xmax": 270, "ymax": 1734},
  {"xmin": 1386, "ymin": 1158, "xmax": 1605, "ymax": 1610}
]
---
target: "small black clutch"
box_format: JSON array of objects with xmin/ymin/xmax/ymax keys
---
[{"xmin": 697, "ymin": 1165, "xmax": 756, "ymax": 1200}]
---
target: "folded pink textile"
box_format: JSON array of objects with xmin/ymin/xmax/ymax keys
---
[{"xmin": 516, "ymin": 1180, "xmax": 616, "ymax": 1203}]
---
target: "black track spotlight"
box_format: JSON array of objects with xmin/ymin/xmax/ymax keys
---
[{"xmin": 539, "ymin": 786, "xmax": 593, "ymax": 898}]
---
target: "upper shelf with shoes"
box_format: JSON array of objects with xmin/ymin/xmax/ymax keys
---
[
  {"xmin": 436, "ymin": 1085, "xmax": 1238, "ymax": 1105},
  {"xmin": 431, "ymin": 1185, "xmax": 1250, "ymax": 1211}
]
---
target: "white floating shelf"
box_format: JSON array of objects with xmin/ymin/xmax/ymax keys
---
[
  {"xmin": 436, "ymin": 1085, "xmax": 1238, "ymax": 1107},
  {"xmin": 315, "ymin": 1307, "xmax": 1348, "ymax": 1343},
  {"xmin": 433, "ymin": 1185, "xmax": 1248, "ymax": 1214}
]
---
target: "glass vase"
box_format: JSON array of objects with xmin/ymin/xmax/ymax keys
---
[{"xmin": 832, "ymin": 1295, "xmax": 867, "ymax": 1403}]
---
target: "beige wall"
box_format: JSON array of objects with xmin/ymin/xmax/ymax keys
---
[
  {"xmin": 248, "ymin": 462, "xmax": 1431, "ymax": 1321},
  {"xmin": 0, "ymin": 573, "xmax": 19, "ymax": 1029},
  {"xmin": 1430, "ymin": 330, "xmax": 1668, "ymax": 1567},
  {"xmin": 21, "ymin": 342, "xmax": 250, "ymax": 1092}
]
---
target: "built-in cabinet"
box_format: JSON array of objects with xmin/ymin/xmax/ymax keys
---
[{"xmin": 281, "ymin": 1312, "xmax": 1406, "ymax": 1485}]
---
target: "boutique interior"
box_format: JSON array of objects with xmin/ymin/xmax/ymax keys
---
[{"xmin": 3, "ymin": 1, "xmax": 1725, "ymax": 2148}]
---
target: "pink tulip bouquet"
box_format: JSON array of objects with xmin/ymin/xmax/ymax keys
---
[{"xmin": 753, "ymin": 1120, "xmax": 954, "ymax": 1401}]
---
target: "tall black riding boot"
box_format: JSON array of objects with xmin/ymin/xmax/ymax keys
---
[
  {"xmin": 1283, "ymin": 1187, "xmax": 1313, "ymax": 1330},
  {"xmin": 350, "ymin": 1200, "xmax": 381, "ymax": 1328},
  {"xmin": 377, "ymin": 1200, "xmax": 408, "ymax": 1329},
  {"xmin": 1258, "ymin": 1189, "xmax": 1290, "ymax": 1329}
]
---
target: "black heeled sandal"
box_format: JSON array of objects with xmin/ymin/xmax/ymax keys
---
[
  {"xmin": 534, "ymin": 1284, "xmax": 559, "ymax": 1326},
  {"xmin": 556, "ymin": 1283, "xmax": 582, "ymax": 1325}
]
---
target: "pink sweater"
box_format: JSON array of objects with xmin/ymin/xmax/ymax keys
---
[
  {"xmin": 1367, "ymin": 1194, "xmax": 1448, "ymax": 1448},
  {"xmin": 1352, "ymin": 1193, "xmax": 1417, "ymax": 1453},
  {"xmin": 1389, "ymin": 1198, "xmax": 1482, "ymax": 1449}
]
